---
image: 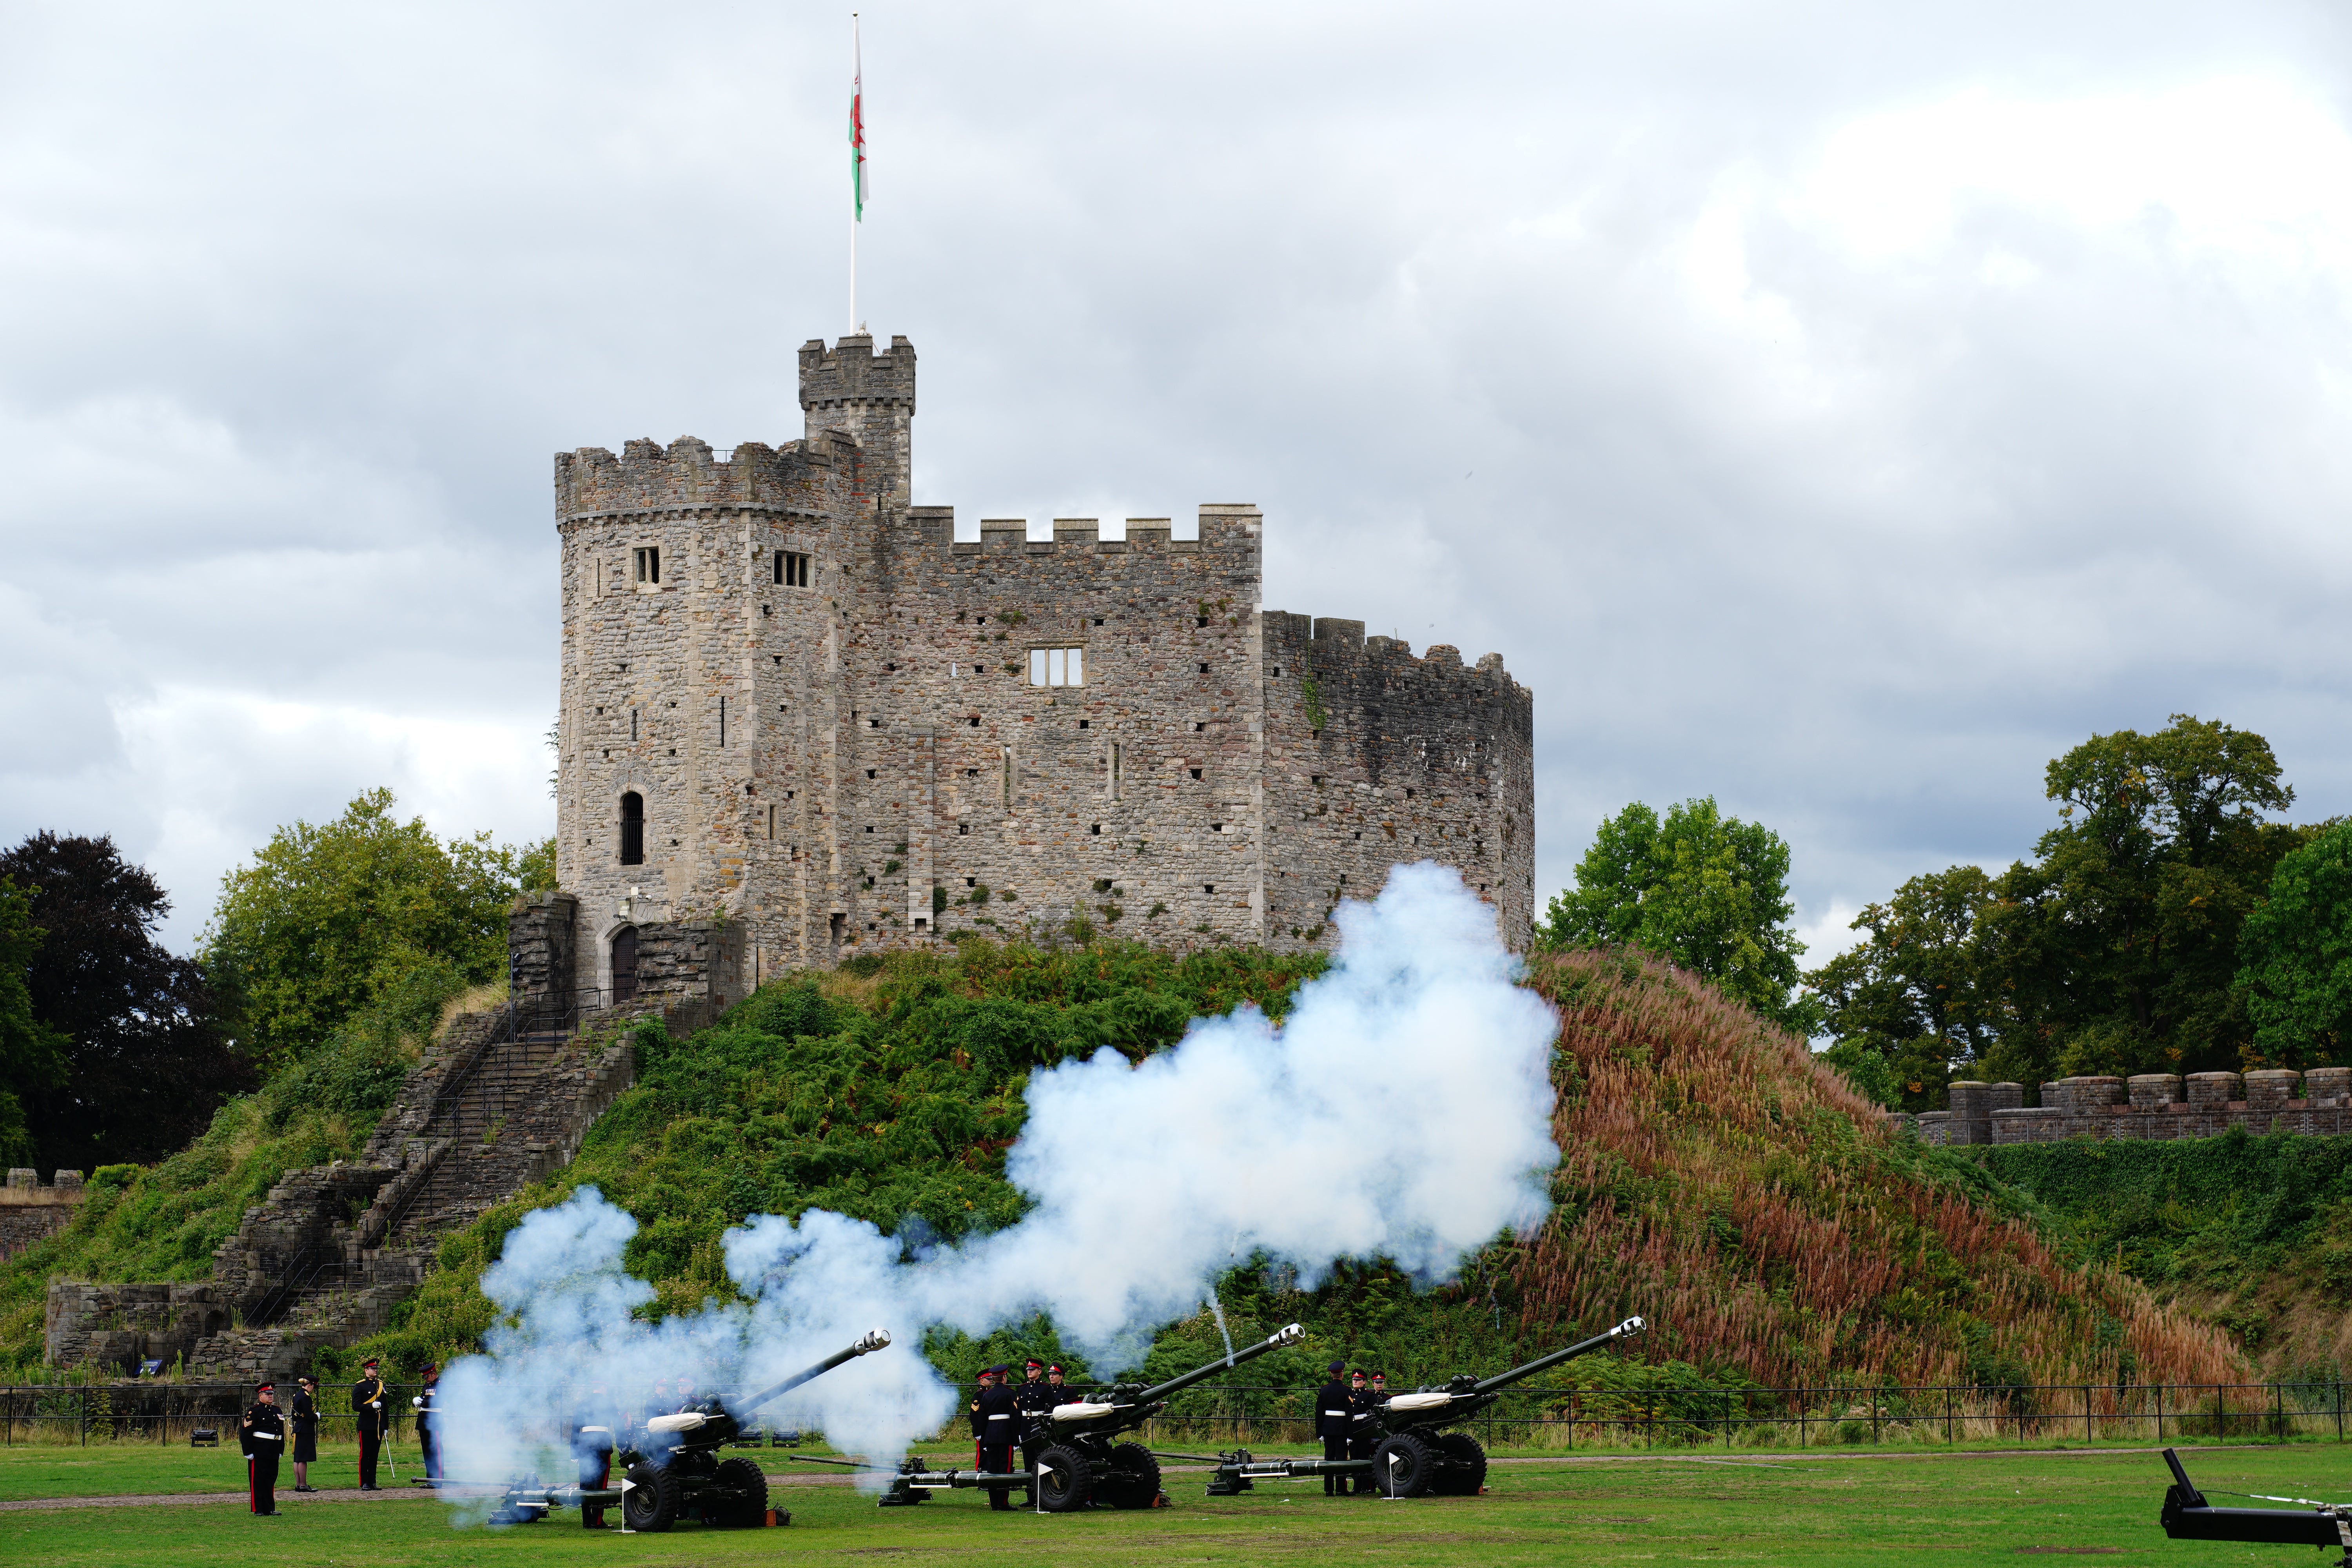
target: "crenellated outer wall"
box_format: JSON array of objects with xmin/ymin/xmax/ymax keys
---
[{"xmin": 551, "ymin": 334, "xmax": 1535, "ymax": 985}]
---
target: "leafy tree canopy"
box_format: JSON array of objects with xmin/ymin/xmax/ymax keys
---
[
  {"xmin": 1976, "ymin": 715, "xmax": 2305, "ymax": 1085},
  {"xmin": 0, "ymin": 880, "xmax": 68, "ymax": 1168},
  {"xmin": 1804, "ymin": 865, "xmax": 1996, "ymax": 1111},
  {"xmin": 1538, "ymin": 797, "xmax": 1814, "ymax": 1034},
  {"xmin": 0, "ymin": 833, "xmax": 251, "ymax": 1170},
  {"xmin": 2237, "ymin": 820, "xmax": 2352, "ymax": 1070},
  {"xmin": 202, "ymin": 788, "xmax": 542, "ymax": 1069}
]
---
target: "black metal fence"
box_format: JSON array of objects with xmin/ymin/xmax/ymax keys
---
[
  {"xmin": 19, "ymin": 1377, "xmax": 2345, "ymax": 1452},
  {"xmin": 0, "ymin": 1383, "xmax": 426, "ymax": 1445}
]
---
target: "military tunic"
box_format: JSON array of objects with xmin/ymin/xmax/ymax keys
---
[
  {"xmin": 1314, "ymin": 1377, "xmax": 1354, "ymax": 1495},
  {"xmin": 972, "ymin": 1385, "xmax": 1023, "ymax": 1510},
  {"xmin": 240, "ymin": 1400, "xmax": 286, "ymax": 1514},
  {"xmin": 352, "ymin": 1373, "xmax": 388, "ymax": 1487}
]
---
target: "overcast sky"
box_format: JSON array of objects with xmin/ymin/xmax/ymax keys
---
[{"xmin": 5, "ymin": 1, "xmax": 2351, "ymax": 959}]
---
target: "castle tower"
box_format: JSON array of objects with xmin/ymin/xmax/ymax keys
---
[
  {"xmin": 799, "ymin": 334, "xmax": 915, "ymax": 504},
  {"xmin": 544, "ymin": 332, "xmax": 1534, "ymax": 1009}
]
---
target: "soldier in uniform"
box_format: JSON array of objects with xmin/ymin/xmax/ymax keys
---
[
  {"xmin": 352, "ymin": 1357, "xmax": 389, "ymax": 1489},
  {"xmin": 1348, "ymin": 1370, "xmax": 1380, "ymax": 1494},
  {"xmin": 1314, "ymin": 1359, "xmax": 1353, "ymax": 1497},
  {"xmin": 573, "ymin": 1382, "xmax": 618, "ymax": 1530},
  {"xmin": 413, "ymin": 1363, "xmax": 441, "ymax": 1481},
  {"xmin": 289, "ymin": 1376, "xmax": 319, "ymax": 1492},
  {"xmin": 971, "ymin": 1364, "xmax": 1022, "ymax": 1511},
  {"xmin": 240, "ymin": 1381, "xmax": 287, "ymax": 1515},
  {"xmin": 1014, "ymin": 1359, "xmax": 1054, "ymax": 1508},
  {"xmin": 1046, "ymin": 1363, "xmax": 1070, "ymax": 1400}
]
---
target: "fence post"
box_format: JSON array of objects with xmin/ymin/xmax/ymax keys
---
[
  {"xmin": 2218, "ymin": 1385, "xmax": 2226, "ymax": 1442},
  {"xmin": 2085, "ymin": 1385, "xmax": 2091, "ymax": 1444},
  {"xmin": 2155, "ymin": 1383, "xmax": 2163, "ymax": 1443},
  {"xmin": 1798, "ymin": 1387, "xmax": 1806, "ymax": 1449},
  {"xmin": 2336, "ymin": 1380, "xmax": 2342, "ymax": 1443},
  {"xmin": 1944, "ymin": 1385, "xmax": 1953, "ymax": 1445}
]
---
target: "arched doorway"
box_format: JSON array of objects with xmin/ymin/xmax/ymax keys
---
[
  {"xmin": 620, "ymin": 792, "xmax": 644, "ymax": 865},
  {"xmin": 611, "ymin": 926, "xmax": 639, "ymax": 1003}
]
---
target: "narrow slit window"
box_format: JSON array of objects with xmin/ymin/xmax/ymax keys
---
[
  {"xmin": 633, "ymin": 546, "xmax": 660, "ymax": 584},
  {"xmin": 619, "ymin": 792, "xmax": 645, "ymax": 865},
  {"xmin": 775, "ymin": 551, "xmax": 811, "ymax": 587}
]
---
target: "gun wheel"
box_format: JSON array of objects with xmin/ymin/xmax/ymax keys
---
[
  {"xmin": 1372, "ymin": 1433, "xmax": 1434, "ymax": 1498},
  {"xmin": 1100, "ymin": 1443, "xmax": 1161, "ymax": 1508},
  {"xmin": 712, "ymin": 1456, "xmax": 769, "ymax": 1526},
  {"xmin": 621, "ymin": 1462, "xmax": 681, "ymax": 1532},
  {"xmin": 1033, "ymin": 1443, "xmax": 1095, "ymax": 1512},
  {"xmin": 1432, "ymin": 1433, "xmax": 1487, "ymax": 1495}
]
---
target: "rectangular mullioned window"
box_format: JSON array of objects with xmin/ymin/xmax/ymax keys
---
[
  {"xmin": 1027, "ymin": 647, "xmax": 1084, "ymax": 687},
  {"xmin": 775, "ymin": 551, "xmax": 810, "ymax": 587},
  {"xmin": 634, "ymin": 546, "xmax": 661, "ymax": 584}
]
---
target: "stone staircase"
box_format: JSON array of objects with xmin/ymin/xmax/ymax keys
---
[{"xmin": 48, "ymin": 1004, "xmax": 641, "ymax": 1383}]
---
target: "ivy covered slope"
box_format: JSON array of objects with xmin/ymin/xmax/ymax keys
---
[
  {"xmin": 1513, "ymin": 948, "xmax": 2241, "ymax": 1392},
  {"xmin": 0, "ymin": 965, "xmax": 486, "ymax": 1375},
  {"xmin": 1975, "ymin": 1136, "xmax": 2352, "ymax": 1379},
  {"xmin": 369, "ymin": 940, "xmax": 2239, "ymax": 1403}
]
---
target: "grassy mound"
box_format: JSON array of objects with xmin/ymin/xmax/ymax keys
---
[
  {"xmin": 342, "ymin": 940, "xmax": 2236, "ymax": 1418},
  {"xmin": 1515, "ymin": 948, "xmax": 2241, "ymax": 1391}
]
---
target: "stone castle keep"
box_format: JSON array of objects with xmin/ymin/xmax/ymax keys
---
[{"xmin": 547, "ymin": 333, "xmax": 1534, "ymax": 996}]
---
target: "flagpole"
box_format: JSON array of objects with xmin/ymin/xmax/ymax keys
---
[{"xmin": 850, "ymin": 12, "xmax": 860, "ymax": 335}]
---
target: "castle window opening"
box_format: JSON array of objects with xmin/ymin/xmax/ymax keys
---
[
  {"xmin": 619, "ymin": 793, "xmax": 644, "ymax": 865},
  {"xmin": 775, "ymin": 551, "xmax": 811, "ymax": 587},
  {"xmin": 1203, "ymin": 884, "xmax": 1215, "ymax": 894},
  {"xmin": 1093, "ymin": 617, "xmax": 1105, "ymax": 626},
  {"xmin": 1028, "ymin": 648, "xmax": 1083, "ymax": 686},
  {"xmin": 1078, "ymin": 719, "xmax": 1089, "ymax": 729},
  {"xmin": 867, "ymin": 769, "xmax": 877, "ymax": 779},
  {"xmin": 634, "ymin": 546, "xmax": 660, "ymax": 584},
  {"xmin": 766, "ymin": 804, "xmax": 775, "ymax": 838},
  {"xmin": 1199, "ymin": 664, "xmax": 1209, "ymax": 674},
  {"xmin": 719, "ymin": 696, "xmax": 726, "ymax": 746},
  {"xmin": 958, "ymin": 823, "xmax": 969, "ymax": 834},
  {"xmin": 1189, "ymin": 768, "xmax": 1202, "ymax": 780},
  {"xmin": 1091, "ymin": 824, "xmax": 1101, "ymax": 835},
  {"xmin": 631, "ymin": 709, "xmax": 638, "ymax": 741}
]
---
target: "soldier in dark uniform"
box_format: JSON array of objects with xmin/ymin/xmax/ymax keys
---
[
  {"xmin": 1314, "ymin": 1359, "xmax": 1353, "ymax": 1497},
  {"xmin": 412, "ymin": 1363, "xmax": 441, "ymax": 1481},
  {"xmin": 1348, "ymin": 1370, "xmax": 1379, "ymax": 1494},
  {"xmin": 573, "ymin": 1382, "xmax": 618, "ymax": 1529},
  {"xmin": 289, "ymin": 1376, "xmax": 319, "ymax": 1492},
  {"xmin": 240, "ymin": 1381, "xmax": 287, "ymax": 1515},
  {"xmin": 1046, "ymin": 1363, "xmax": 1070, "ymax": 1400},
  {"xmin": 1014, "ymin": 1359, "xmax": 1054, "ymax": 1508},
  {"xmin": 352, "ymin": 1357, "xmax": 389, "ymax": 1489},
  {"xmin": 971, "ymin": 1364, "xmax": 1022, "ymax": 1511}
]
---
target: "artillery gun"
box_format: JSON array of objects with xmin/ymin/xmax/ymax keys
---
[
  {"xmin": 1205, "ymin": 1315, "xmax": 1646, "ymax": 1499},
  {"xmin": 2158, "ymin": 1449, "xmax": 2352, "ymax": 1565},
  {"xmin": 610, "ymin": 1328, "xmax": 894, "ymax": 1531},
  {"xmin": 878, "ymin": 1323, "xmax": 1308, "ymax": 1512}
]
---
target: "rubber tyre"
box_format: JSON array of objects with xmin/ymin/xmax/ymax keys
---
[
  {"xmin": 712, "ymin": 1457, "xmax": 768, "ymax": 1527},
  {"xmin": 1033, "ymin": 1443, "xmax": 1096, "ymax": 1512},
  {"xmin": 1372, "ymin": 1433, "xmax": 1434, "ymax": 1498},
  {"xmin": 1100, "ymin": 1443, "xmax": 1161, "ymax": 1509},
  {"xmin": 621, "ymin": 1462, "xmax": 681, "ymax": 1532},
  {"xmin": 1432, "ymin": 1432, "xmax": 1487, "ymax": 1495}
]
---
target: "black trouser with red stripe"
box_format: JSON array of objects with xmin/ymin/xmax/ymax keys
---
[{"xmin": 249, "ymin": 1451, "xmax": 279, "ymax": 1513}]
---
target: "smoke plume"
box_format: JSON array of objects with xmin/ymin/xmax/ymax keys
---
[{"xmin": 435, "ymin": 862, "xmax": 1559, "ymax": 1495}]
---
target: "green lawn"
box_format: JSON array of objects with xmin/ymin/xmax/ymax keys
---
[{"xmin": 1, "ymin": 1443, "xmax": 2344, "ymax": 1566}]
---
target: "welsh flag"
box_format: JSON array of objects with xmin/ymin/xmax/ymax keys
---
[{"xmin": 849, "ymin": 24, "xmax": 867, "ymax": 220}]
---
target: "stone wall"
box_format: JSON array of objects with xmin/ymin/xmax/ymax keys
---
[
  {"xmin": 550, "ymin": 332, "xmax": 1536, "ymax": 986},
  {"xmin": 1887, "ymin": 1070, "xmax": 2352, "ymax": 1145},
  {"xmin": 1260, "ymin": 613, "xmax": 1535, "ymax": 949},
  {"xmin": 1, "ymin": 1169, "xmax": 84, "ymax": 1260},
  {"xmin": 44, "ymin": 1280, "xmax": 225, "ymax": 1372}
]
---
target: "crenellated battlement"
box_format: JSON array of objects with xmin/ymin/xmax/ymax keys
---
[
  {"xmin": 797, "ymin": 333, "xmax": 916, "ymax": 413},
  {"xmin": 1268, "ymin": 610, "xmax": 1527, "ymax": 694},
  {"xmin": 554, "ymin": 434, "xmax": 851, "ymax": 520}
]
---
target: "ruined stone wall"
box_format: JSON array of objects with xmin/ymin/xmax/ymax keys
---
[
  {"xmin": 551, "ymin": 332, "xmax": 1538, "ymax": 979},
  {"xmin": 1889, "ymin": 1070, "xmax": 2352, "ymax": 1145},
  {"xmin": 1, "ymin": 1169, "xmax": 84, "ymax": 1261},
  {"xmin": 1259, "ymin": 613, "xmax": 1535, "ymax": 950}
]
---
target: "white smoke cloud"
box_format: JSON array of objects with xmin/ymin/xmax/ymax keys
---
[{"xmin": 434, "ymin": 862, "xmax": 1558, "ymax": 1503}]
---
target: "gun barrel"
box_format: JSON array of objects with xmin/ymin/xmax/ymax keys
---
[
  {"xmin": 1470, "ymin": 1316, "xmax": 1644, "ymax": 1397},
  {"xmin": 735, "ymin": 1328, "xmax": 892, "ymax": 1416},
  {"xmin": 1133, "ymin": 1323, "xmax": 1306, "ymax": 1407}
]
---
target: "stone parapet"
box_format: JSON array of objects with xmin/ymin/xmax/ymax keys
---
[
  {"xmin": 1, "ymin": 1169, "xmax": 86, "ymax": 1260},
  {"xmin": 1895, "ymin": 1069, "xmax": 2352, "ymax": 1146}
]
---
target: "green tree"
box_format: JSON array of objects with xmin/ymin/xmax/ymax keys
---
[
  {"xmin": 2236, "ymin": 819, "xmax": 2352, "ymax": 1069},
  {"xmin": 1538, "ymin": 797, "xmax": 1815, "ymax": 1033},
  {"xmin": 1975, "ymin": 715, "xmax": 2303, "ymax": 1085},
  {"xmin": 1803, "ymin": 865, "xmax": 1998, "ymax": 1110},
  {"xmin": 0, "ymin": 880, "xmax": 69, "ymax": 1167},
  {"xmin": 203, "ymin": 788, "xmax": 535, "ymax": 1069}
]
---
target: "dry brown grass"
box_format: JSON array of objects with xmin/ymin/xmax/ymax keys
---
[
  {"xmin": 433, "ymin": 981, "xmax": 508, "ymax": 1042},
  {"xmin": 1512, "ymin": 948, "xmax": 2242, "ymax": 1391}
]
